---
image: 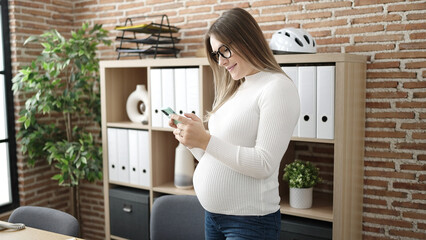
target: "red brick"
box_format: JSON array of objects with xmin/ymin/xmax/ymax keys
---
[
  {"xmin": 388, "ymin": 2, "xmax": 426, "ymax": 12},
  {"xmin": 403, "ymin": 81, "xmax": 426, "ymax": 89},
  {"xmin": 390, "ymin": 229, "xmax": 426, "ymax": 239},
  {"xmin": 364, "ymin": 160, "xmax": 395, "ymax": 169},
  {"xmin": 302, "ymin": 19, "xmax": 347, "ymax": 29},
  {"xmin": 364, "ymin": 179, "xmax": 389, "ymax": 188},
  {"xmin": 352, "ymin": 14, "xmax": 402, "ymax": 24},
  {"xmin": 336, "ymin": 25, "xmax": 384, "ymax": 35},
  {"xmin": 400, "ymin": 42, "xmax": 426, "ymax": 50},
  {"xmin": 393, "ymin": 182, "xmax": 426, "ymax": 191},
  {"xmin": 366, "ymin": 102, "xmax": 391, "ymax": 108},
  {"xmin": 409, "ymin": 90, "xmax": 426, "ymax": 99},
  {"xmin": 251, "ymin": 0, "xmax": 292, "ymax": 7},
  {"xmin": 395, "ymin": 142, "xmax": 426, "ymax": 150},
  {"xmin": 262, "ymin": 5, "xmax": 302, "ymax": 14},
  {"xmin": 405, "ymin": 61, "xmax": 426, "ymax": 69},
  {"xmin": 366, "ymin": 111, "xmax": 414, "ymax": 119},
  {"xmin": 306, "ymin": 1, "xmax": 352, "ymax": 10},
  {"xmin": 355, "ymin": 34, "xmax": 404, "ymax": 43},
  {"xmin": 367, "ymin": 81, "xmax": 398, "ymax": 88},
  {"xmin": 366, "ymin": 91, "xmax": 408, "ymax": 99},
  {"xmin": 412, "ymin": 132, "xmax": 426, "ymax": 139},
  {"xmin": 365, "ymin": 141, "xmax": 391, "ymax": 149},
  {"xmin": 407, "ymin": 13, "xmax": 426, "ymax": 21},
  {"xmin": 367, "ymin": 72, "xmax": 416, "ymax": 79},
  {"xmin": 363, "ymin": 197, "xmax": 387, "ymax": 206},
  {"xmin": 365, "ymin": 121, "xmax": 396, "ymax": 128},
  {"xmin": 288, "ymin": 12, "xmax": 332, "ymax": 21},
  {"xmin": 376, "ymin": 51, "xmax": 426, "ymax": 59},
  {"xmin": 410, "ymin": 32, "xmax": 426, "ymax": 40},
  {"xmin": 335, "ymin": 6, "xmax": 383, "ymax": 17},
  {"xmin": 400, "ymin": 164, "xmax": 426, "ymax": 171},
  {"xmin": 392, "ymin": 200, "xmax": 426, "ymax": 210},
  {"xmin": 316, "ymin": 37, "xmax": 350, "ymax": 45},
  {"xmin": 363, "ymin": 216, "xmax": 412, "ymax": 228},
  {"xmin": 387, "ymin": 23, "xmax": 426, "ymax": 31},
  {"xmin": 363, "ymin": 207, "xmax": 399, "ymax": 216},
  {"xmin": 355, "ymin": 0, "xmax": 402, "ymax": 6},
  {"xmin": 365, "ymin": 130, "xmax": 406, "ymax": 138},
  {"xmin": 396, "ymin": 101, "xmax": 426, "ymax": 108},
  {"xmin": 365, "ymin": 170, "xmax": 416, "ymax": 179},
  {"xmin": 346, "ymin": 44, "xmax": 395, "ymax": 53},
  {"xmin": 365, "ymin": 151, "xmax": 412, "ymax": 160}
]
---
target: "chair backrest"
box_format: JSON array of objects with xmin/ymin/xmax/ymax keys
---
[
  {"xmin": 150, "ymin": 195, "xmax": 205, "ymax": 240},
  {"xmin": 8, "ymin": 206, "xmax": 80, "ymax": 237}
]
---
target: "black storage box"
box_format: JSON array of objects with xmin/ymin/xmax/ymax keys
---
[
  {"xmin": 109, "ymin": 187, "xmax": 150, "ymax": 240},
  {"xmin": 281, "ymin": 215, "xmax": 332, "ymax": 240}
]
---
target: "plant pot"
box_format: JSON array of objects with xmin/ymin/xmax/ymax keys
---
[{"xmin": 289, "ymin": 187, "xmax": 313, "ymax": 209}]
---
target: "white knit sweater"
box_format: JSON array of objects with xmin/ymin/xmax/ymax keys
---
[{"xmin": 191, "ymin": 70, "xmax": 300, "ymax": 216}]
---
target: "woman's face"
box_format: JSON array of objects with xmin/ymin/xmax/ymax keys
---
[{"xmin": 210, "ymin": 35, "xmax": 258, "ymax": 80}]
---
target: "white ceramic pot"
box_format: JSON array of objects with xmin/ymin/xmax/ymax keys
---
[
  {"xmin": 126, "ymin": 84, "xmax": 149, "ymax": 124},
  {"xmin": 289, "ymin": 187, "xmax": 313, "ymax": 209},
  {"xmin": 174, "ymin": 143, "xmax": 194, "ymax": 189}
]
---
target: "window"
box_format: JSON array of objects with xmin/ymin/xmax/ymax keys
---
[{"xmin": 0, "ymin": 0, "xmax": 19, "ymax": 213}]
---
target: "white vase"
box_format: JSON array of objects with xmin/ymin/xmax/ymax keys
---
[
  {"xmin": 289, "ymin": 187, "xmax": 313, "ymax": 209},
  {"xmin": 174, "ymin": 143, "xmax": 194, "ymax": 189},
  {"xmin": 126, "ymin": 84, "xmax": 149, "ymax": 124}
]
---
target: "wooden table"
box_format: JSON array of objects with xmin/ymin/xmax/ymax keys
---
[{"xmin": 0, "ymin": 221, "xmax": 83, "ymax": 240}]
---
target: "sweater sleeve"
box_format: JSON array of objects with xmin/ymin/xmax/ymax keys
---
[{"xmin": 205, "ymin": 79, "xmax": 300, "ymax": 179}]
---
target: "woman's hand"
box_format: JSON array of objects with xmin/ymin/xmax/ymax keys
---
[{"xmin": 169, "ymin": 113, "xmax": 211, "ymax": 150}]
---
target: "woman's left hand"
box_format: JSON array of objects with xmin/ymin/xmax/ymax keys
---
[{"xmin": 171, "ymin": 113, "xmax": 211, "ymax": 150}]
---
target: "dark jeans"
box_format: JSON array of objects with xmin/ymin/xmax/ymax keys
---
[{"xmin": 205, "ymin": 210, "xmax": 281, "ymax": 240}]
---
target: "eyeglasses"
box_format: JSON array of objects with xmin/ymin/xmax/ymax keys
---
[{"xmin": 211, "ymin": 45, "xmax": 232, "ymax": 63}]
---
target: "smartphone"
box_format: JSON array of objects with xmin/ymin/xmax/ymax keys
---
[{"xmin": 161, "ymin": 107, "xmax": 181, "ymax": 125}]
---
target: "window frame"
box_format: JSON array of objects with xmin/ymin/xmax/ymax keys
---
[{"xmin": 0, "ymin": 0, "xmax": 19, "ymax": 213}]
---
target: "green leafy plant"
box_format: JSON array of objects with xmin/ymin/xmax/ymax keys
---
[
  {"xmin": 283, "ymin": 160, "xmax": 322, "ymax": 188},
  {"xmin": 12, "ymin": 22, "xmax": 111, "ymax": 220}
]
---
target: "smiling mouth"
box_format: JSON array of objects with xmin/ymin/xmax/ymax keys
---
[{"xmin": 227, "ymin": 64, "xmax": 236, "ymax": 72}]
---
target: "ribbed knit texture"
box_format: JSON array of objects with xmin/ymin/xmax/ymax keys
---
[{"xmin": 191, "ymin": 71, "xmax": 300, "ymax": 216}]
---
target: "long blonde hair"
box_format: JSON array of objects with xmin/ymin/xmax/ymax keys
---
[{"xmin": 204, "ymin": 8, "xmax": 285, "ymax": 118}]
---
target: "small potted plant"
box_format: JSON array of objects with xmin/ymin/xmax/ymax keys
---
[{"xmin": 283, "ymin": 160, "xmax": 322, "ymax": 209}]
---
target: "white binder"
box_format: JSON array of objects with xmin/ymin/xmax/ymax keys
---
[
  {"xmin": 161, "ymin": 68, "xmax": 175, "ymax": 127},
  {"xmin": 107, "ymin": 128, "xmax": 119, "ymax": 182},
  {"xmin": 138, "ymin": 130, "xmax": 150, "ymax": 187},
  {"xmin": 186, "ymin": 68, "xmax": 200, "ymax": 117},
  {"xmin": 317, "ymin": 66, "xmax": 335, "ymax": 139},
  {"xmin": 128, "ymin": 129, "xmax": 139, "ymax": 185},
  {"xmin": 117, "ymin": 128, "xmax": 130, "ymax": 183},
  {"xmin": 174, "ymin": 68, "xmax": 187, "ymax": 115},
  {"xmin": 282, "ymin": 66, "xmax": 299, "ymax": 137},
  {"xmin": 298, "ymin": 66, "xmax": 317, "ymax": 138},
  {"xmin": 150, "ymin": 68, "xmax": 163, "ymax": 128}
]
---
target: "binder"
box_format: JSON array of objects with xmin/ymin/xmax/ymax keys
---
[
  {"xmin": 282, "ymin": 66, "xmax": 299, "ymax": 137},
  {"xmin": 138, "ymin": 130, "xmax": 150, "ymax": 187},
  {"xmin": 150, "ymin": 68, "xmax": 163, "ymax": 128},
  {"xmin": 186, "ymin": 68, "xmax": 200, "ymax": 117},
  {"xmin": 128, "ymin": 129, "xmax": 139, "ymax": 185},
  {"xmin": 174, "ymin": 68, "xmax": 187, "ymax": 115},
  {"xmin": 317, "ymin": 66, "xmax": 335, "ymax": 139},
  {"xmin": 298, "ymin": 66, "xmax": 317, "ymax": 138},
  {"xmin": 117, "ymin": 128, "xmax": 130, "ymax": 183},
  {"xmin": 161, "ymin": 68, "xmax": 175, "ymax": 127},
  {"xmin": 107, "ymin": 128, "xmax": 119, "ymax": 182}
]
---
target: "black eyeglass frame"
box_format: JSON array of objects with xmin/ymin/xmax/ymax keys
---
[{"xmin": 210, "ymin": 44, "xmax": 232, "ymax": 63}]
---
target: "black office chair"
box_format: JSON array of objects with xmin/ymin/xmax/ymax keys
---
[
  {"xmin": 150, "ymin": 195, "xmax": 205, "ymax": 240},
  {"xmin": 8, "ymin": 206, "xmax": 80, "ymax": 237}
]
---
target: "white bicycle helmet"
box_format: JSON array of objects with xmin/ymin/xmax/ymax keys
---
[{"xmin": 269, "ymin": 28, "xmax": 316, "ymax": 54}]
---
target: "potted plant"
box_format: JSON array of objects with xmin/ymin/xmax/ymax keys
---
[
  {"xmin": 12, "ymin": 23, "xmax": 111, "ymax": 222},
  {"xmin": 283, "ymin": 160, "xmax": 322, "ymax": 209}
]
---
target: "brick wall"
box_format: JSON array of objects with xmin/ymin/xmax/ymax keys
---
[{"xmin": 9, "ymin": 0, "xmax": 425, "ymax": 239}]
